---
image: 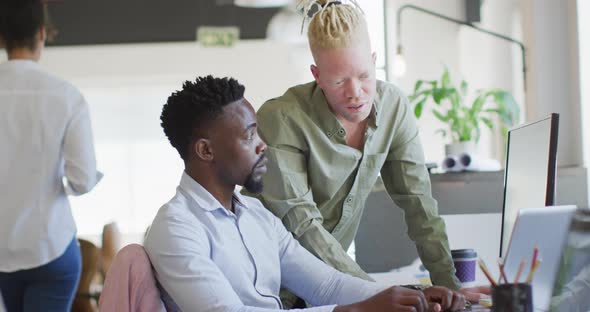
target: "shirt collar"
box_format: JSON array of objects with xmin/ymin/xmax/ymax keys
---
[
  {"xmin": 3, "ymin": 59, "xmax": 39, "ymax": 68},
  {"xmin": 310, "ymin": 82, "xmax": 380, "ymax": 139},
  {"xmin": 178, "ymin": 172, "xmax": 249, "ymax": 213}
]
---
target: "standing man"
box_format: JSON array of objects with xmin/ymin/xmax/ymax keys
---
[
  {"xmin": 245, "ymin": 0, "xmax": 487, "ymax": 306},
  {"xmin": 0, "ymin": 0, "xmax": 102, "ymax": 310}
]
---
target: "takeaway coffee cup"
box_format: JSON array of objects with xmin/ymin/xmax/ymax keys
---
[{"xmin": 452, "ymin": 249, "xmax": 478, "ymax": 286}]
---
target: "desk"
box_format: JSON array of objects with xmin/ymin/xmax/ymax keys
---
[
  {"xmin": 368, "ymin": 260, "xmax": 491, "ymax": 289},
  {"xmin": 355, "ymin": 167, "xmax": 588, "ymax": 273}
]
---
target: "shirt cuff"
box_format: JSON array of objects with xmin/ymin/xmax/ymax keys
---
[{"xmin": 430, "ymin": 271, "xmax": 461, "ymax": 290}]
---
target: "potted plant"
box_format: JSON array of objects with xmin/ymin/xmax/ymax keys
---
[{"xmin": 409, "ymin": 68, "xmax": 520, "ymax": 156}]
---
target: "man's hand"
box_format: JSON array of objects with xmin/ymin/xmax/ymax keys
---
[
  {"xmin": 422, "ymin": 286, "xmax": 466, "ymax": 311},
  {"xmin": 458, "ymin": 286, "xmax": 491, "ymax": 303},
  {"xmin": 335, "ymin": 286, "xmax": 442, "ymax": 312}
]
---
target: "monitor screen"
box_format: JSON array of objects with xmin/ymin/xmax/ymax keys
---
[{"xmin": 500, "ymin": 113, "xmax": 559, "ymax": 257}]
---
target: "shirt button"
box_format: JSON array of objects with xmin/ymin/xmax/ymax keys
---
[
  {"xmin": 326, "ymin": 131, "xmax": 332, "ymax": 137},
  {"xmin": 346, "ymin": 197, "xmax": 353, "ymax": 203},
  {"xmin": 338, "ymin": 129, "xmax": 345, "ymax": 136}
]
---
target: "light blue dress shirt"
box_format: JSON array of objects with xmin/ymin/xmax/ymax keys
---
[{"xmin": 144, "ymin": 172, "xmax": 386, "ymax": 312}]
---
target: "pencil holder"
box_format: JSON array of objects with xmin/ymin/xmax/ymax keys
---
[{"xmin": 491, "ymin": 283, "xmax": 533, "ymax": 312}]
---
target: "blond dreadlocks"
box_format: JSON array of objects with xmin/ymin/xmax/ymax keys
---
[{"xmin": 299, "ymin": 0, "xmax": 368, "ymax": 53}]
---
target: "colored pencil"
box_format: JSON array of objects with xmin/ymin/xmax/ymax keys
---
[
  {"xmin": 530, "ymin": 244, "xmax": 539, "ymax": 272},
  {"xmin": 525, "ymin": 258, "xmax": 542, "ymax": 283},
  {"xmin": 478, "ymin": 258, "xmax": 498, "ymax": 286},
  {"xmin": 498, "ymin": 258, "xmax": 509, "ymax": 284},
  {"xmin": 514, "ymin": 259, "xmax": 527, "ymax": 283}
]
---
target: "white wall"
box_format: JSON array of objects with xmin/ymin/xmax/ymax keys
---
[
  {"xmin": 577, "ymin": 3, "xmax": 590, "ymax": 158},
  {"xmin": 41, "ymin": 40, "xmax": 313, "ymax": 110},
  {"xmin": 521, "ymin": 0, "xmax": 583, "ymax": 168},
  {"xmin": 578, "ymin": 0, "xmax": 590, "ymax": 206},
  {"xmin": 458, "ymin": 0, "xmax": 524, "ymax": 160},
  {"xmin": 386, "ymin": 0, "xmax": 521, "ymax": 163}
]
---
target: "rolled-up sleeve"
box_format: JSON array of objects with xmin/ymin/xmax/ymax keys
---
[
  {"xmin": 380, "ymin": 95, "xmax": 461, "ymax": 290},
  {"xmin": 63, "ymin": 91, "xmax": 102, "ymax": 195}
]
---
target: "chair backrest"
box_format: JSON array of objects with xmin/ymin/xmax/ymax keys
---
[
  {"xmin": 72, "ymin": 239, "xmax": 100, "ymax": 312},
  {"xmin": 101, "ymin": 222, "xmax": 122, "ymax": 275},
  {"xmin": 98, "ymin": 244, "xmax": 166, "ymax": 312}
]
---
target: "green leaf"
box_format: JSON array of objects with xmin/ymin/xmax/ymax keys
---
[
  {"xmin": 432, "ymin": 87, "xmax": 457, "ymax": 105},
  {"xmin": 471, "ymin": 93, "xmax": 487, "ymax": 115},
  {"xmin": 481, "ymin": 117, "xmax": 494, "ymax": 130},
  {"xmin": 414, "ymin": 80, "xmax": 424, "ymax": 93},
  {"xmin": 488, "ymin": 89, "xmax": 520, "ymax": 126},
  {"xmin": 474, "ymin": 124, "xmax": 481, "ymax": 142},
  {"xmin": 501, "ymin": 126, "xmax": 509, "ymax": 138},
  {"xmin": 431, "ymin": 108, "xmax": 449, "ymax": 122},
  {"xmin": 414, "ymin": 97, "xmax": 427, "ymax": 118},
  {"xmin": 409, "ymin": 90, "xmax": 432, "ymax": 103},
  {"xmin": 450, "ymin": 91, "xmax": 461, "ymax": 110},
  {"xmin": 500, "ymin": 92, "xmax": 520, "ymax": 125},
  {"xmin": 432, "ymin": 88, "xmax": 444, "ymax": 104},
  {"xmin": 434, "ymin": 129, "xmax": 447, "ymax": 138},
  {"xmin": 460, "ymin": 80, "xmax": 468, "ymax": 95},
  {"xmin": 484, "ymin": 108, "xmax": 505, "ymax": 116},
  {"xmin": 484, "ymin": 107, "xmax": 511, "ymax": 125},
  {"xmin": 442, "ymin": 68, "xmax": 451, "ymax": 88},
  {"xmin": 461, "ymin": 119, "xmax": 472, "ymax": 141}
]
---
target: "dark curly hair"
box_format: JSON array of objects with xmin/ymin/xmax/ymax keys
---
[
  {"xmin": 161, "ymin": 75, "xmax": 245, "ymax": 161},
  {"xmin": 0, "ymin": 0, "xmax": 45, "ymax": 51}
]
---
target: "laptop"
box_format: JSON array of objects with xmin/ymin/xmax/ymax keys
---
[{"xmin": 501, "ymin": 205, "xmax": 577, "ymax": 311}]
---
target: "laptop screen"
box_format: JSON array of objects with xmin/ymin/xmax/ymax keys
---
[{"xmin": 500, "ymin": 114, "xmax": 559, "ymax": 257}]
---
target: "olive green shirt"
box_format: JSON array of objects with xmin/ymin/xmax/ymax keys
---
[{"xmin": 246, "ymin": 80, "xmax": 461, "ymax": 290}]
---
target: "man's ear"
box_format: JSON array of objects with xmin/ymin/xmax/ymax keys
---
[
  {"xmin": 194, "ymin": 138, "xmax": 214, "ymax": 162},
  {"xmin": 310, "ymin": 64, "xmax": 320, "ymax": 82}
]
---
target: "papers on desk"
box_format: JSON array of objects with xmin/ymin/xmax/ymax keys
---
[
  {"xmin": 369, "ymin": 256, "xmax": 492, "ymax": 288},
  {"xmin": 369, "ymin": 258, "xmax": 430, "ymax": 286}
]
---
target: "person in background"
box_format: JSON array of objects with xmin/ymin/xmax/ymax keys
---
[
  {"xmin": 0, "ymin": 0, "xmax": 102, "ymax": 310},
  {"xmin": 144, "ymin": 75, "xmax": 466, "ymax": 312},
  {"xmin": 243, "ymin": 0, "xmax": 489, "ymax": 307}
]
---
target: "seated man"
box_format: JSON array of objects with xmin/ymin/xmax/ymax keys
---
[{"xmin": 144, "ymin": 75, "xmax": 466, "ymax": 311}]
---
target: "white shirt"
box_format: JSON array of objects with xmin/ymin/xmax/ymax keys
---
[
  {"xmin": 0, "ymin": 60, "xmax": 102, "ymax": 271},
  {"xmin": 144, "ymin": 172, "xmax": 386, "ymax": 312}
]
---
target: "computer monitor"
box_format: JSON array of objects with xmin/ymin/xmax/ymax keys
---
[{"xmin": 499, "ymin": 113, "xmax": 559, "ymax": 257}]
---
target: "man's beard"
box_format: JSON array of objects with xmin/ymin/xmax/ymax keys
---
[
  {"xmin": 243, "ymin": 173, "xmax": 263, "ymax": 194},
  {"xmin": 243, "ymin": 154, "xmax": 266, "ymax": 194}
]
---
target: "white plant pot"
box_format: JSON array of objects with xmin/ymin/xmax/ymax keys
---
[{"xmin": 445, "ymin": 141, "xmax": 477, "ymax": 157}]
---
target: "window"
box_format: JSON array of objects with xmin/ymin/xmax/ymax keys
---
[{"xmin": 359, "ymin": 1, "xmax": 386, "ymax": 80}]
